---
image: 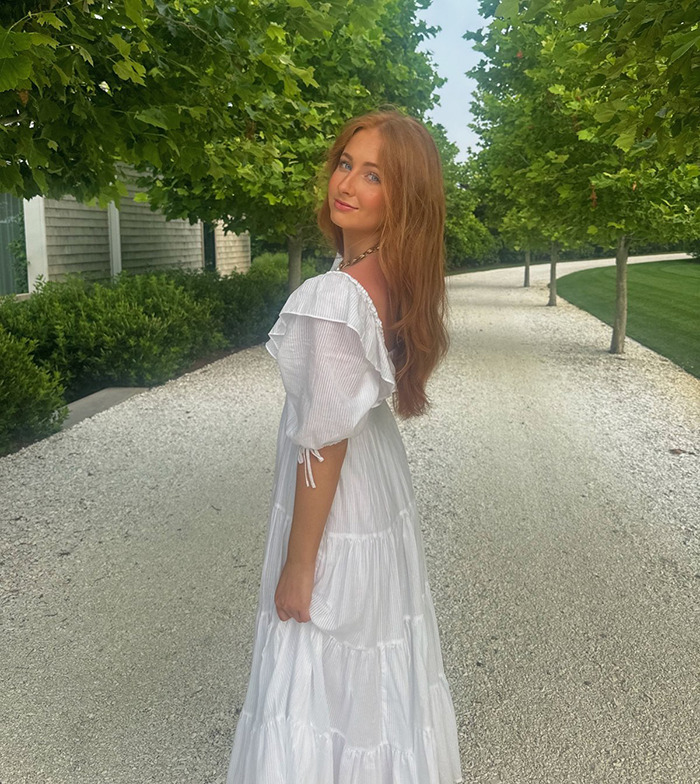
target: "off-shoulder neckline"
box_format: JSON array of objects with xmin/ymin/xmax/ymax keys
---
[{"xmin": 326, "ymin": 270, "xmax": 395, "ymax": 359}]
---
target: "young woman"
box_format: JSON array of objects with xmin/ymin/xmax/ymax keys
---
[{"xmin": 226, "ymin": 109, "xmax": 463, "ymax": 783}]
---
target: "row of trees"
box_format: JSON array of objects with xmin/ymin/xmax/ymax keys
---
[
  {"xmin": 467, "ymin": 0, "xmax": 700, "ymax": 352},
  {"xmin": 2, "ymin": 0, "xmax": 481, "ymax": 288}
]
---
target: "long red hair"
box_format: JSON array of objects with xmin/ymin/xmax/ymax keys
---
[{"xmin": 317, "ymin": 109, "xmax": 449, "ymax": 419}]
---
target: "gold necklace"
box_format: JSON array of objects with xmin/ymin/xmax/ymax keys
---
[{"xmin": 338, "ymin": 245, "xmax": 380, "ymax": 270}]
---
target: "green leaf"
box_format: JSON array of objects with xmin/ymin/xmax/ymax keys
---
[
  {"xmin": 1, "ymin": 31, "xmax": 32, "ymax": 55},
  {"xmin": 36, "ymin": 12, "xmax": 66, "ymax": 30},
  {"xmin": 27, "ymin": 33, "xmax": 59, "ymax": 48},
  {"xmin": 124, "ymin": 0, "xmax": 143, "ymax": 25},
  {"xmin": 613, "ymin": 127, "xmax": 637, "ymax": 152},
  {"xmin": 112, "ymin": 59, "xmax": 146, "ymax": 84},
  {"xmin": 135, "ymin": 107, "xmax": 181, "ymax": 130},
  {"xmin": 495, "ymin": 0, "xmax": 520, "ymax": 20},
  {"xmin": 32, "ymin": 167, "xmax": 48, "ymax": 192},
  {"xmin": 52, "ymin": 63, "xmax": 71, "ymax": 86},
  {"xmin": 142, "ymin": 142, "xmax": 162, "ymax": 166},
  {"xmin": 593, "ymin": 104, "xmax": 618, "ymax": 124},
  {"xmin": 75, "ymin": 45, "xmax": 94, "ymax": 65},
  {"xmin": 108, "ymin": 34, "xmax": 131, "ymax": 57},
  {"xmin": 266, "ymin": 23, "xmax": 286, "ymax": 42},
  {"xmin": 564, "ymin": 3, "xmax": 617, "ymax": 26},
  {"xmin": 668, "ymin": 33, "xmax": 700, "ymax": 65},
  {"xmin": 0, "ymin": 55, "xmax": 32, "ymax": 91}
]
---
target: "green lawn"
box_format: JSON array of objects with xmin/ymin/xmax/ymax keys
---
[{"xmin": 557, "ymin": 260, "xmax": 700, "ymax": 379}]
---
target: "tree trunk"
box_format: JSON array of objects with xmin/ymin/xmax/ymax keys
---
[
  {"xmin": 547, "ymin": 240, "xmax": 559, "ymax": 306},
  {"xmin": 287, "ymin": 229, "xmax": 303, "ymax": 294},
  {"xmin": 524, "ymin": 249, "xmax": 531, "ymax": 287},
  {"xmin": 609, "ymin": 234, "xmax": 629, "ymax": 354}
]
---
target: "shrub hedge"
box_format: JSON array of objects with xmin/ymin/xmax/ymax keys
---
[
  {"xmin": 0, "ymin": 253, "xmax": 313, "ymax": 457},
  {"xmin": 0, "ymin": 325, "xmax": 68, "ymax": 455}
]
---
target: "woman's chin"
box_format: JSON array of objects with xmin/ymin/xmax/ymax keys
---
[{"xmin": 329, "ymin": 210, "xmax": 350, "ymax": 228}]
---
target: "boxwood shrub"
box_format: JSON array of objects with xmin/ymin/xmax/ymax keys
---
[
  {"xmin": 0, "ymin": 254, "xmax": 331, "ymax": 456},
  {"xmin": 0, "ymin": 325, "xmax": 68, "ymax": 456}
]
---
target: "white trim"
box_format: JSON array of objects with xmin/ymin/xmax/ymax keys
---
[
  {"xmin": 23, "ymin": 196, "xmax": 49, "ymax": 293},
  {"xmin": 107, "ymin": 201, "xmax": 122, "ymax": 277}
]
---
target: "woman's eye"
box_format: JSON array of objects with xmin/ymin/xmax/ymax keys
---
[
  {"xmin": 367, "ymin": 172, "xmax": 380, "ymax": 184},
  {"xmin": 339, "ymin": 160, "xmax": 351, "ymax": 170}
]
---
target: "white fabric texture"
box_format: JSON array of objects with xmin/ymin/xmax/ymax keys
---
[
  {"xmin": 226, "ymin": 257, "xmax": 463, "ymax": 783},
  {"xmin": 266, "ymin": 267, "xmax": 395, "ymax": 489}
]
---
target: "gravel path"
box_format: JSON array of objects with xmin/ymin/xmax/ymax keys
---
[{"xmin": 1, "ymin": 255, "xmax": 698, "ymax": 784}]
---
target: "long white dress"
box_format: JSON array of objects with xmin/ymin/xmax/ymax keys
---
[{"xmin": 226, "ymin": 255, "xmax": 463, "ymax": 783}]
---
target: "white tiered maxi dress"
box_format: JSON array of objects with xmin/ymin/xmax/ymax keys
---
[{"xmin": 226, "ymin": 256, "xmax": 463, "ymax": 784}]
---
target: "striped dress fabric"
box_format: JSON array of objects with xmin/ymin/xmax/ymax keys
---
[{"xmin": 226, "ymin": 255, "xmax": 463, "ymax": 783}]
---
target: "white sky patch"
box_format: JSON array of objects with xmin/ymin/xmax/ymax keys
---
[{"xmin": 417, "ymin": 0, "xmax": 488, "ymax": 161}]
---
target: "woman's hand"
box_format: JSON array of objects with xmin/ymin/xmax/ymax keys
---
[{"xmin": 274, "ymin": 557, "xmax": 316, "ymax": 623}]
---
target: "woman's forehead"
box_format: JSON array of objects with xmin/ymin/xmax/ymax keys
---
[{"xmin": 343, "ymin": 127, "xmax": 383, "ymax": 162}]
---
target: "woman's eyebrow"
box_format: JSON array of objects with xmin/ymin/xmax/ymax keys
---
[{"xmin": 341, "ymin": 152, "xmax": 380, "ymax": 168}]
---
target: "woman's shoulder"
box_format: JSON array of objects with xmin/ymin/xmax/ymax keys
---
[
  {"xmin": 282, "ymin": 269, "xmax": 369, "ymax": 320},
  {"xmin": 268, "ymin": 269, "xmax": 395, "ymax": 381}
]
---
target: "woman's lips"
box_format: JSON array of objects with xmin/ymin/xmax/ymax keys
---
[{"xmin": 333, "ymin": 198, "xmax": 357, "ymax": 212}]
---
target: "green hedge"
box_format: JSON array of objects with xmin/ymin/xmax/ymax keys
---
[
  {"xmin": 0, "ymin": 325, "xmax": 68, "ymax": 455},
  {"xmin": 0, "ymin": 255, "xmax": 307, "ymax": 457}
]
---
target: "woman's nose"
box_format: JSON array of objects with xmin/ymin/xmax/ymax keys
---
[{"xmin": 338, "ymin": 172, "xmax": 354, "ymax": 194}]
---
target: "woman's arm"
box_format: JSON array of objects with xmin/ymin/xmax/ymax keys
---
[
  {"xmin": 275, "ymin": 438, "xmax": 348, "ymax": 622},
  {"xmin": 288, "ymin": 438, "xmax": 348, "ymax": 566}
]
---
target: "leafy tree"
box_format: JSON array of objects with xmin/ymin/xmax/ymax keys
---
[
  {"xmin": 139, "ymin": 0, "xmax": 446, "ymax": 291},
  {"xmin": 467, "ymin": 2, "xmax": 589, "ymax": 300},
  {"xmin": 466, "ymin": 90, "xmax": 556, "ymax": 285},
  {"xmin": 466, "ymin": 0, "xmax": 700, "ymax": 353},
  {"xmin": 427, "ymin": 123, "xmax": 496, "ymax": 267},
  {"xmin": 559, "ymin": 0, "xmax": 700, "ymax": 162},
  {"xmin": 0, "ymin": 0, "xmax": 332, "ymax": 204},
  {"xmin": 1, "ymin": 0, "xmax": 446, "ymax": 293}
]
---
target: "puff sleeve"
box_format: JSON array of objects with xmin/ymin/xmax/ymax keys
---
[{"xmin": 265, "ymin": 275, "xmax": 394, "ymax": 489}]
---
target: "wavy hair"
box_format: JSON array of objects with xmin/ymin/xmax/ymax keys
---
[{"xmin": 317, "ymin": 109, "xmax": 450, "ymax": 419}]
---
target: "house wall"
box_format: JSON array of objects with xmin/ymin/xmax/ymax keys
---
[
  {"xmin": 119, "ymin": 180, "xmax": 203, "ymax": 275},
  {"xmin": 214, "ymin": 223, "xmax": 251, "ymax": 275},
  {"xmin": 42, "ymin": 195, "xmax": 111, "ymax": 283},
  {"xmin": 22, "ymin": 172, "xmax": 251, "ymax": 292}
]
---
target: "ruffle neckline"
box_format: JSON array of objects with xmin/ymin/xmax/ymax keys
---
[
  {"xmin": 326, "ymin": 270, "xmax": 394, "ymax": 361},
  {"xmin": 329, "ymin": 251, "xmax": 396, "ymax": 361},
  {"xmin": 266, "ymin": 272, "xmax": 396, "ymax": 398},
  {"xmin": 326, "ymin": 270, "xmax": 397, "ymax": 390}
]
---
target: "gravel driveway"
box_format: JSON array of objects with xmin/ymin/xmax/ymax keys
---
[{"xmin": 1, "ymin": 254, "xmax": 698, "ymax": 784}]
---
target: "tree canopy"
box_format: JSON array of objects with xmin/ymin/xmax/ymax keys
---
[
  {"xmin": 1, "ymin": 0, "xmax": 328, "ymax": 203},
  {"xmin": 558, "ymin": 0, "xmax": 700, "ymax": 162},
  {"xmin": 466, "ymin": 0, "xmax": 700, "ymax": 349},
  {"xmin": 1, "ymin": 0, "xmax": 448, "ymax": 286},
  {"xmin": 466, "ymin": 0, "xmax": 700, "ymax": 259}
]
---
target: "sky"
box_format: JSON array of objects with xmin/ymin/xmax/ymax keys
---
[{"xmin": 416, "ymin": 0, "xmax": 489, "ymax": 161}]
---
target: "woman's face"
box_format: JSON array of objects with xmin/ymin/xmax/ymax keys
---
[{"xmin": 328, "ymin": 127, "xmax": 385, "ymax": 237}]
